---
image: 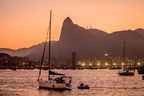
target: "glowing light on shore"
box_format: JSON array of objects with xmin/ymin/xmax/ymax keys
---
[
  {"xmin": 121, "ymin": 62, "xmax": 124, "ymax": 66},
  {"xmin": 104, "ymin": 53, "xmax": 109, "ymax": 57},
  {"xmin": 97, "ymin": 63, "xmax": 100, "ymax": 66},
  {"xmin": 137, "ymin": 62, "xmax": 141, "ymax": 66},
  {"xmin": 113, "ymin": 63, "xmax": 116, "ymax": 65},
  {"xmin": 89, "ymin": 63, "xmax": 92, "ymax": 66},
  {"xmin": 105, "ymin": 63, "xmax": 108, "ymax": 66},
  {"xmin": 78, "ymin": 61, "xmax": 81, "ymax": 64},
  {"xmin": 82, "ymin": 63, "xmax": 85, "ymax": 66}
]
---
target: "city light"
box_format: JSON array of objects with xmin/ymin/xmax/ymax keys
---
[
  {"xmin": 105, "ymin": 62, "xmax": 108, "ymax": 66},
  {"xmin": 104, "ymin": 53, "xmax": 109, "ymax": 57},
  {"xmin": 78, "ymin": 61, "xmax": 81, "ymax": 64},
  {"xmin": 97, "ymin": 63, "xmax": 100, "ymax": 66},
  {"xmin": 22, "ymin": 62, "xmax": 25, "ymax": 65},
  {"xmin": 89, "ymin": 63, "xmax": 92, "ymax": 66},
  {"xmin": 121, "ymin": 62, "xmax": 124, "ymax": 66},
  {"xmin": 82, "ymin": 63, "xmax": 85, "ymax": 66},
  {"xmin": 76, "ymin": 58, "xmax": 144, "ymax": 69},
  {"xmin": 113, "ymin": 63, "xmax": 116, "ymax": 65},
  {"xmin": 137, "ymin": 62, "xmax": 141, "ymax": 66}
]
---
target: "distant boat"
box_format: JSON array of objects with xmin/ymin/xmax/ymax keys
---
[
  {"xmin": 142, "ymin": 75, "xmax": 144, "ymax": 80},
  {"xmin": 11, "ymin": 68, "xmax": 16, "ymax": 71},
  {"xmin": 38, "ymin": 10, "xmax": 72, "ymax": 90},
  {"xmin": 78, "ymin": 83, "xmax": 90, "ymax": 89},
  {"xmin": 118, "ymin": 42, "xmax": 134, "ymax": 76},
  {"xmin": 118, "ymin": 69, "xmax": 134, "ymax": 76},
  {"xmin": 11, "ymin": 65, "xmax": 17, "ymax": 71},
  {"xmin": 137, "ymin": 67, "xmax": 144, "ymax": 74}
]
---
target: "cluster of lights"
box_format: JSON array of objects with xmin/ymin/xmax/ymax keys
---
[{"xmin": 78, "ymin": 60, "xmax": 143, "ymax": 68}]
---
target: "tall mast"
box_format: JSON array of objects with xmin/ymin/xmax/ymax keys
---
[
  {"xmin": 48, "ymin": 10, "xmax": 52, "ymax": 80},
  {"xmin": 38, "ymin": 10, "xmax": 52, "ymax": 81},
  {"xmin": 122, "ymin": 41, "xmax": 126, "ymax": 62}
]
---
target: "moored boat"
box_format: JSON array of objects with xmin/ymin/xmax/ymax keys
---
[
  {"xmin": 78, "ymin": 83, "xmax": 90, "ymax": 89},
  {"xmin": 118, "ymin": 42, "xmax": 134, "ymax": 76},
  {"xmin": 118, "ymin": 70, "xmax": 134, "ymax": 76},
  {"xmin": 142, "ymin": 75, "xmax": 144, "ymax": 80},
  {"xmin": 137, "ymin": 67, "xmax": 144, "ymax": 74},
  {"xmin": 39, "ymin": 75, "xmax": 72, "ymax": 90},
  {"xmin": 38, "ymin": 10, "xmax": 72, "ymax": 90}
]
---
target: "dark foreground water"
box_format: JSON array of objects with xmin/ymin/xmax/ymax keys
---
[{"xmin": 0, "ymin": 69, "xmax": 144, "ymax": 96}]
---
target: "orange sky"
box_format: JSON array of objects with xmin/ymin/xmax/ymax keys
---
[{"xmin": 0, "ymin": 0, "xmax": 144, "ymax": 49}]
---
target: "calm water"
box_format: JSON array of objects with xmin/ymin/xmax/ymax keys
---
[{"xmin": 0, "ymin": 69, "xmax": 144, "ymax": 96}]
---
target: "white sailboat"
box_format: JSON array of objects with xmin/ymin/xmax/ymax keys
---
[{"xmin": 38, "ymin": 10, "xmax": 72, "ymax": 90}]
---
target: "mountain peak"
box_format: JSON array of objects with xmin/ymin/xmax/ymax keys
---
[
  {"xmin": 135, "ymin": 28, "xmax": 144, "ymax": 32},
  {"xmin": 63, "ymin": 17, "xmax": 73, "ymax": 25}
]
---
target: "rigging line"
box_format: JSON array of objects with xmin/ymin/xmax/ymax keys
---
[
  {"xmin": 37, "ymin": 10, "xmax": 51, "ymax": 81},
  {"xmin": 48, "ymin": 10, "xmax": 52, "ymax": 80}
]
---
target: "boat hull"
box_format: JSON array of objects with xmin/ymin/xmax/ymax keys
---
[
  {"xmin": 39, "ymin": 80, "xmax": 72, "ymax": 90},
  {"xmin": 137, "ymin": 68, "xmax": 144, "ymax": 74},
  {"xmin": 78, "ymin": 86, "xmax": 90, "ymax": 89},
  {"xmin": 118, "ymin": 72, "xmax": 134, "ymax": 76},
  {"xmin": 142, "ymin": 75, "xmax": 144, "ymax": 80}
]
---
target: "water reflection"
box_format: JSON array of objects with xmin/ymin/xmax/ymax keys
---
[
  {"xmin": 38, "ymin": 89, "xmax": 72, "ymax": 96},
  {"xmin": 0, "ymin": 69, "xmax": 144, "ymax": 96}
]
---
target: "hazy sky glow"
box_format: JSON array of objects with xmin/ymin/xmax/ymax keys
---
[{"xmin": 0, "ymin": 0, "xmax": 144, "ymax": 49}]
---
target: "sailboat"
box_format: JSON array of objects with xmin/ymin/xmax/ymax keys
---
[
  {"xmin": 118, "ymin": 42, "xmax": 134, "ymax": 76},
  {"xmin": 38, "ymin": 10, "xmax": 72, "ymax": 90},
  {"xmin": 137, "ymin": 67, "xmax": 144, "ymax": 74}
]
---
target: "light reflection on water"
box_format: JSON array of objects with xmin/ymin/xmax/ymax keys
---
[{"xmin": 0, "ymin": 69, "xmax": 144, "ymax": 96}]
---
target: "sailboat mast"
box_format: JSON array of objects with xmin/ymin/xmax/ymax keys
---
[
  {"xmin": 48, "ymin": 10, "xmax": 52, "ymax": 80},
  {"xmin": 122, "ymin": 41, "xmax": 126, "ymax": 62},
  {"xmin": 38, "ymin": 11, "xmax": 51, "ymax": 81},
  {"xmin": 37, "ymin": 34, "xmax": 48, "ymax": 81},
  {"xmin": 37, "ymin": 10, "xmax": 52, "ymax": 81}
]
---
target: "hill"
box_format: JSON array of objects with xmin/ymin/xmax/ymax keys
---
[{"xmin": 1, "ymin": 17, "xmax": 144, "ymax": 60}]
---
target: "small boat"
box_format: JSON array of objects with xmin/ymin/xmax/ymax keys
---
[
  {"xmin": 137, "ymin": 67, "xmax": 144, "ymax": 74},
  {"xmin": 118, "ymin": 70, "xmax": 134, "ymax": 76},
  {"xmin": 11, "ymin": 67, "xmax": 16, "ymax": 71},
  {"xmin": 142, "ymin": 75, "xmax": 144, "ymax": 80},
  {"xmin": 118, "ymin": 42, "xmax": 134, "ymax": 76},
  {"xmin": 78, "ymin": 83, "xmax": 90, "ymax": 89},
  {"xmin": 38, "ymin": 10, "xmax": 72, "ymax": 90}
]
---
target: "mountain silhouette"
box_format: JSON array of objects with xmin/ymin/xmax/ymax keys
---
[
  {"xmin": 135, "ymin": 28, "xmax": 144, "ymax": 37},
  {"xmin": 1, "ymin": 17, "xmax": 144, "ymax": 60}
]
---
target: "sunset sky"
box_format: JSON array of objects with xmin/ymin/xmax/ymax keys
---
[{"xmin": 1, "ymin": 0, "xmax": 144, "ymax": 49}]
